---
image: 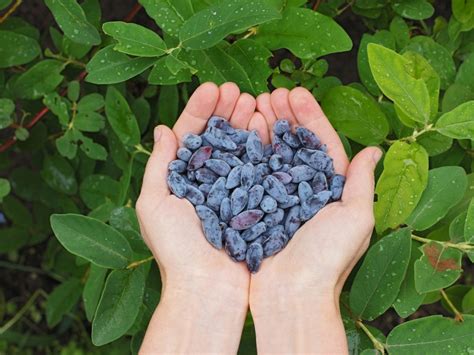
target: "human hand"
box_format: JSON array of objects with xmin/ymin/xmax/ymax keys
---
[
  {"xmin": 248, "ymin": 87, "xmax": 382, "ymax": 353},
  {"xmin": 137, "ymin": 82, "xmax": 261, "ymax": 353}
]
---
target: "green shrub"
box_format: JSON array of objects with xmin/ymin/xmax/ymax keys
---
[{"xmin": 1, "ymin": 0, "xmax": 474, "ymax": 353}]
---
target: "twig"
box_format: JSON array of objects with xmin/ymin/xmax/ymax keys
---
[
  {"xmin": 411, "ymin": 234, "xmax": 474, "ymax": 252},
  {"xmin": 124, "ymin": 3, "xmax": 142, "ymax": 22},
  {"xmin": 312, "ymin": 0, "xmax": 321, "ymax": 11},
  {"xmin": 126, "ymin": 255, "xmax": 154, "ymax": 269},
  {"xmin": 356, "ymin": 320, "xmax": 386, "ymax": 354},
  {"xmin": 0, "ymin": 260, "xmax": 64, "ymax": 282},
  {"xmin": 440, "ymin": 289, "xmax": 464, "ymax": 322},
  {"xmin": 0, "ymin": 0, "xmax": 22, "ymax": 24}
]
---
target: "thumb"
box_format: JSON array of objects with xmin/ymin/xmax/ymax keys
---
[
  {"xmin": 140, "ymin": 125, "xmax": 178, "ymax": 200},
  {"xmin": 341, "ymin": 147, "xmax": 383, "ymax": 206}
]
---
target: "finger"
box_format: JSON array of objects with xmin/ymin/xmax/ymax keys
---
[
  {"xmin": 342, "ymin": 147, "xmax": 383, "ymax": 206},
  {"xmin": 270, "ymin": 88, "xmax": 296, "ymax": 125},
  {"xmin": 213, "ymin": 82, "xmax": 240, "ymax": 119},
  {"xmin": 248, "ymin": 112, "xmax": 270, "ymax": 145},
  {"xmin": 140, "ymin": 125, "xmax": 178, "ymax": 200},
  {"xmin": 256, "ymin": 92, "xmax": 276, "ymax": 139},
  {"xmin": 229, "ymin": 93, "xmax": 256, "ymax": 129},
  {"xmin": 288, "ymin": 87, "xmax": 349, "ymax": 174},
  {"xmin": 172, "ymin": 82, "xmax": 219, "ymax": 141}
]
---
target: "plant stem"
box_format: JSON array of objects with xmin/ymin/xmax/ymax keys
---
[
  {"xmin": 312, "ymin": 0, "xmax": 322, "ymax": 11},
  {"xmin": 440, "ymin": 289, "xmax": 464, "ymax": 322},
  {"xmin": 337, "ymin": 0, "xmax": 355, "ymax": 15},
  {"xmin": 0, "ymin": 260, "xmax": 64, "ymax": 282},
  {"xmin": 0, "ymin": 0, "xmax": 22, "ymax": 24},
  {"xmin": 356, "ymin": 320, "xmax": 386, "ymax": 354},
  {"xmin": 419, "ymin": 20, "xmax": 430, "ymax": 35},
  {"xmin": 385, "ymin": 124, "xmax": 435, "ymax": 145},
  {"xmin": 242, "ymin": 27, "xmax": 258, "ymax": 39},
  {"xmin": 411, "ymin": 234, "xmax": 474, "ymax": 252},
  {"xmin": 126, "ymin": 256, "xmax": 154, "ymax": 269},
  {"xmin": 135, "ymin": 144, "xmax": 152, "ymax": 156},
  {"xmin": 45, "ymin": 50, "xmax": 86, "ymax": 68},
  {"xmin": 0, "ymin": 289, "xmax": 48, "ymax": 335}
]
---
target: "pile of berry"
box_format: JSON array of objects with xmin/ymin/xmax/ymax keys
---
[{"xmin": 167, "ymin": 117, "xmax": 345, "ymax": 273}]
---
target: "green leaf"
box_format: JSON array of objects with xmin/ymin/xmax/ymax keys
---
[
  {"xmin": 14, "ymin": 127, "xmax": 29, "ymax": 141},
  {"xmin": 403, "ymin": 36, "xmax": 456, "ymax": 89},
  {"xmin": 181, "ymin": 46, "xmax": 256, "ymax": 95},
  {"xmin": 77, "ymin": 93, "xmax": 104, "ymax": 112},
  {"xmin": 450, "ymin": 211, "xmax": 467, "ymax": 243},
  {"xmin": 0, "ymin": 0, "xmax": 12, "ymax": 11},
  {"xmin": 50, "ymin": 213, "xmax": 132, "ymax": 269},
  {"xmin": 79, "ymin": 135, "xmax": 107, "ymax": 161},
  {"xmin": 367, "ymin": 44, "xmax": 430, "ymax": 123},
  {"xmin": 67, "ymin": 80, "xmax": 80, "ymax": 102},
  {"xmin": 132, "ymin": 97, "xmax": 151, "ymax": 134},
  {"xmin": 374, "ymin": 142, "xmax": 429, "ymax": 233},
  {"xmin": 406, "ymin": 167, "xmax": 467, "ymax": 231},
  {"xmin": 357, "ymin": 31, "xmax": 396, "ymax": 96},
  {"xmin": 226, "ymin": 39, "xmax": 273, "ymax": 95},
  {"xmin": 92, "ymin": 266, "xmax": 147, "ymax": 346},
  {"xmin": 321, "ymin": 85, "xmax": 389, "ymax": 145},
  {"xmin": 414, "ymin": 241, "xmax": 463, "ymax": 293},
  {"xmin": 83, "ymin": 264, "xmax": 107, "ymax": 321},
  {"xmin": 139, "ymin": 0, "xmax": 194, "ymax": 37},
  {"xmin": 179, "ymin": 0, "xmax": 280, "ymax": 50},
  {"xmin": 56, "ymin": 129, "xmax": 78, "ymax": 159},
  {"xmin": 74, "ymin": 112, "xmax": 105, "ymax": 132},
  {"xmin": 157, "ymin": 85, "xmax": 179, "ymax": 127},
  {"xmin": 393, "ymin": 242, "xmax": 424, "ymax": 318},
  {"xmin": 416, "ymin": 131, "xmax": 452, "ymax": 156},
  {"xmin": 386, "ymin": 315, "xmax": 474, "ymax": 354},
  {"xmin": 109, "ymin": 207, "xmax": 149, "ymax": 254},
  {"xmin": 0, "ymin": 178, "xmax": 11, "ymax": 202},
  {"xmin": 462, "ymin": 288, "xmax": 474, "ymax": 314},
  {"xmin": 79, "ymin": 174, "xmax": 120, "ymax": 210},
  {"xmin": 86, "ymin": 46, "xmax": 157, "ymax": 84},
  {"xmin": 1, "ymin": 195, "xmax": 30, "ymax": 227},
  {"xmin": 390, "ymin": 16, "xmax": 410, "ymax": 49},
  {"xmin": 0, "ymin": 30, "xmax": 41, "ymax": 68},
  {"xmin": 455, "ymin": 52, "xmax": 474, "ymax": 92},
  {"xmin": 12, "ymin": 60, "xmax": 64, "ymax": 100},
  {"xmin": 464, "ymin": 198, "xmax": 474, "ymax": 243},
  {"xmin": 391, "ymin": 0, "xmax": 434, "ymax": 20},
  {"xmin": 436, "ymin": 101, "xmax": 474, "ymax": 139},
  {"xmin": 102, "ymin": 21, "xmax": 167, "ymax": 57},
  {"xmin": 46, "ymin": 278, "xmax": 82, "ymax": 327},
  {"xmin": 0, "ymin": 98, "xmax": 14, "ymax": 129},
  {"xmin": 105, "ymin": 86, "xmax": 141, "ymax": 147},
  {"xmin": 45, "ymin": 0, "xmax": 100, "ymax": 45},
  {"xmin": 41, "ymin": 155, "xmax": 77, "ymax": 195},
  {"xmin": 442, "ymin": 83, "xmax": 474, "ymax": 112},
  {"xmin": 43, "ymin": 93, "xmax": 70, "ymax": 126},
  {"xmin": 255, "ymin": 7, "xmax": 352, "ymax": 59},
  {"xmin": 402, "ymin": 51, "xmax": 440, "ymax": 119},
  {"xmin": 349, "ymin": 228, "xmax": 412, "ymax": 321},
  {"xmin": 148, "ymin": 55, "xmax": 192, "ymax": 85}
]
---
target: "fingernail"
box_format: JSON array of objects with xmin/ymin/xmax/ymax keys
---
[
  {"xmin": 154, "ymin": 126, "xmax": 162, "ymax": 142},
  {"xmin": 372, "ymin": 148, "xmax": 383, "ymax": 164}
]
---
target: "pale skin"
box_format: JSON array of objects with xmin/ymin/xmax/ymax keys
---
[{"xmin": 136, "ymin": 82, "xmax": 382, "ymax": 354}]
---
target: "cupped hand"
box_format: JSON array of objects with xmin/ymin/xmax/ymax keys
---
[
  {"xmin": 136, "ymin": 82, "xmax": 260, "ymax": 294},
  {"xmin": 249, "ymin": 87, "xmax": 382, "ymax": 307}
]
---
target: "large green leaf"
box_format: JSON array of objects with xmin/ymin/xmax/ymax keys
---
[
  {"xmin": 50, "ymin": 214, "xmax": 132, "ymax": 269},
  {"xmin": 79, "ymin": 174, "xmax": 120, "ymax": 210},
  {"xmin": 367, "ymin": 43, "xmax": 431, "ymax": 123},
  {"xmin": 386, "ymin": 315, "xmax": 474, "ymax": 354},
  {"xmin": 414, "ymin": 241, "xmax": 463, "ymax": 293},
  {"xmin": 102, "ymin": 21, "xmax": 167, "ymax": 57},
  {"xmin": 148, "ymin": 55, "xmax": 193, "ymax": 85},
  {"xmin": 0, "ymin": 98, "xmax": 14, "ymax": 129},
  {"xmin": 416, "ymin": 131, "xmax": 452, "ymax": 156},
  {"xmin": 92, "ymin": 266, "xmax": 147, "ymax": 346},
  {"xmin": 321, "ymin": 85, "xmax": 389, "ymax": 145},
  {"xmin": 255, "ymin": 7, "xmax": 352, "ymax": 59},
  {"xmin": 179, "ymin": 0, "xmax": 280, "ymax": 50},
  {"xmin": 109, "ymin": 207, "xmax": 148, "ymax": 254},
  {"xmin": 12, "ymin": 60, "xmax": 65, "ymax": 100},
  {"xmin": 86, "ymin": 46, "xmax": 157, "ymax": 84},
  {"xmin": 45, "ymin": 0, "xmax": 100, "ymax": 45},
  {"xmin": 393, "ymin": 242, "xmax": 424, "ymax": 318},
  {"xmin": 157, "ymin": 85, "xmax": 179, "ymax": 127},
  {"xmin": 350, "ymin": 228, "xmax": 412, "ymax": 321},
  {"xmin": 435, "ymin": 101, "xmax": 474, "ymax": 139},
  {"xmin": 0, "ymin": 178, "xmax": 10, "ymax": 202},
  {"xmin": 46, "ymin": 278, "xmax": 82, "ymax": 327},
  {"xmin": 455, "ymin": 52, "xmax": 474, "ymax": 92},
  {"xmin": 406, "ymin": 167, "xmax": 467, "ymax": 231},
  {"xmin": 227, "ymin": 39, "xmax": 273, "ymax": 95},
  {"xmin": 83, "ymin": 264, "xmax": 108, "ymax": 321},
  {"xmin": 105, "ymin": 86, "xmax": 141, "ymax": 147},
  {"xmin": 374, "ymin": 142, "xmax": 429, "ymax": 233},
  {"xmin": 357, "ymin": 31, "xmax": 396, "ymax": 96},
  {"xmin": 139, "ymin": 0, "xmax": 194, "ymax": 37},
  {"xmin": 391, "ymin": 0, "xmax": 434, "ymax": 20},
  {"xmin": 0, "ymin": 30, "xmax": 41, "ymax": 68}
]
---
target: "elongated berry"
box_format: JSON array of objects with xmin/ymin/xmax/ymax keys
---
[
  {"xmin": 262, "ymin": 175, "xmax": 288, "ymax": 203},
  {"xmin": 224, "ymin": 228, "xmax": 247, "ymax": 261},
  {"xmin": 167, "ymin": 171, "xmax": 187, "ymax": 198},
  {"xmin": 282, "ymin": 131, "xmax": 301, "ymax": 148},
  {"xmin": 241, "ymin": 222, "xmax": 267, "ymax": 242},
  {"xmin": 205, "ymin": 159, "xmax": 231, "ymax": 177},
  {"xmin": 263, "ymin": 230, "xmax": 287, "ymax": 257},
  {"xmin": 247, "ymin": 185, "xmax": 265, "ymax": 209},
  {"xmin": 226, "ymin": 165, "xmax": 242, "ymax": 189},
  {"xmin": 185, "ymin": 185, "xmax": 205, "ymax": 205},
  {"xmin": 241, "ymin": 162, "xmax": 255, "ymax": 190},
  {"xmin": 273, "ymin": 120, "xmax": 290, "ymax": 135},
  {"xmin": 201, "ymin": 213, "xmax": 223, "ymax": 249},
  {"xmin": 272, "ymin": 135, "xmax": 294, "ymax": 163},
  {"xmin": 220, "ymin": 197, "xmax": 232, "ymax": 222},
  {"xmin": 269, "ymin": 154, "xmax": 283, "ymax": 171},
  {"xmin": 188, "ymin": 146, "xmax": 213, "ymax": 170},
  {"xmin": 168, "ymin": 159, "xmax": 187, "ymax": 173},
  {"xmin": 195, "ymin": 167, "xmax": 218, "ymax": 184},
  {"xmin": 272, "ymin": 171, "xmax": 293, "ymax": 184},
  {"xmin": 207, "ymin": 177, "xmax": 228, "ymax": 211},
  {"xmin": 246, "ymin": 242, "xmax": 263, "ymax": 273},
  {"xmin": 246, "ymin": 130, "xmax": 264, "ymax": 163},
  {"xmin": 296, "ymin": 126, "xmax": 320, "ymax": 149},
  {"xmin": 278, "ymin": 195, "xmax": 300, "ymax": 209},
  {"xmin": 263, "ymin": 208, "xmax": 285, "ymax": 227},
  {"xmin": 177, "ymin": 147, "xmax": 192, "ymax": 161},
  {"xmin": 231, "ymin": 188, "xmax": 248, "ymax": 216},
  {"xmin": 255, "ymin": 163, "xmax": 271, "ymax": 185},
  {"xmin": 260, "ymin": 195, "xmax": 278, "ymax": 213},
  {"xmin": 203, "ymin": 126, "xmax": 237, "ymax": 151},
  {"xmin": 311, "ymin": 172, "xmax": 328, "ymax": 193},
  {"xmin": 183, "ymin": 133, "xmax": 202, "ymax": 150},
  {"xmin": 298, "ymin": 181, "xmax": 313, "ymax": 203},
  {"xmin": 285, "ymin": 205, "xmax": 301, "ymax": 238},
  {"xmin": 289, "ymin": 165, "xmax": 316, "ymax": 183},
  {"xmin": 229, "ymin": 210, "xmax": 264, "ymax": 230},
  {"xmin": 330, "ymin": 174, "xmax": 345, "ymax": 201}
]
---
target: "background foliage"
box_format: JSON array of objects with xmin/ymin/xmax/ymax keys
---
[{"xmin": 1, "ymin": 0, "xmax": 474, "ymax": 353}]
